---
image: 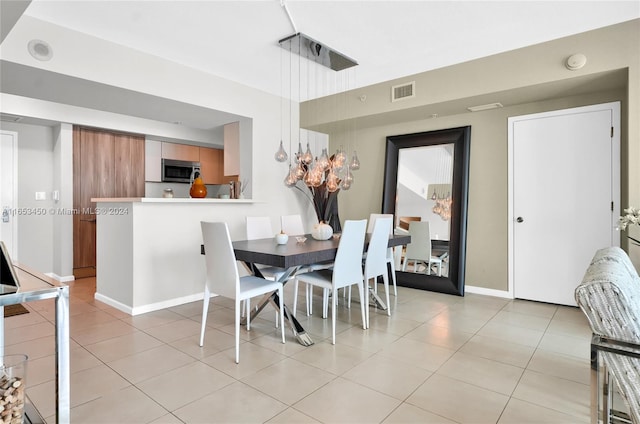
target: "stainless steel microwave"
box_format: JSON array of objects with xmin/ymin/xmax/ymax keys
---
[{"xmin": 161, "ymin": 159, "xmax": 201, "ymax": 183}]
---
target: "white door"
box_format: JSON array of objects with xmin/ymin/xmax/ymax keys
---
[
  {"xmin": 509, "ymin": 103, "xmax": 620, "ymax": 306},
  {"xmin": 0, "ymin": 131, "xmax": 18, "ymax": 258}
]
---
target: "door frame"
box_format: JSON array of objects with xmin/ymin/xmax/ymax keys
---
[
  {"xmin": 507, "ymin": 102, "xmax": 621, "ymax": 299},
  {"xmin": 0, "ymin": 130, "xmax": 19, "ymax": 259}
]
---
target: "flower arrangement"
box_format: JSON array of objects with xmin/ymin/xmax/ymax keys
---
[{"xmin": 619, "ymin": 207, "xmax": 640, "ymax": 245}]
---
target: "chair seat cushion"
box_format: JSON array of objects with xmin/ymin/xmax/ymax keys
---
[
  {"xmin": 239, "ymin": 275, "xmax": 282, "ymax": 299},
  {"xmin": 296, "ymin": 269, "xmax": 333, "ymax": 290}
]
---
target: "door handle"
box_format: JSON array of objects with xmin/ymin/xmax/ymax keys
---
[
  {"xmin": 2, "ymin": 208, "xmax": 9, "ymax": 223},
  {"xmin": 516, "ymin": 217, "xmax": 524, "ymax": 223}
]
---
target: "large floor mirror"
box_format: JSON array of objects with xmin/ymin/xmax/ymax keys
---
[{"xmin": 382, "ymin": 126, "xmax": 470, "ymax": 295}]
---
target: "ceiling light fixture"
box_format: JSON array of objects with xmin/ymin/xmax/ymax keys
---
[
  {"xmin": 275, "ymin": 1, "xmax": 360, "ymax": 196},
  {"xmin": 467, "ymin": 102, "xmax": 503, "ymax": 112},
  {"xmin": 27, "ymin": 39, "xmax": 53, "ymax": 61}
]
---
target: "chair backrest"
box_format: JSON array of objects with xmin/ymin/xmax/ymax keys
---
[
  {"xmin": 367, "ymin": 213, "xmax": 394, "ymax": 234},
  {"xmin": 404, "ymin": 221, "xmax": 432, "ymax": 260},
  {"xmin": 201, "ymin": 222, "xmax": 239, "ymax": 299},
  {"xmin": 246, "ymin": 216, "xmax": 274, "ymax": 240},
  {"xmin": 281, "ymin": 214, "xmax": 306, "ymax": 235},
  {"xmin": 332, "ymin": 219, "xmax": 367, "ymax": 289},
  {"xmin": 365, "ymin": 216, "xmax": 392, "ymax": 279}
]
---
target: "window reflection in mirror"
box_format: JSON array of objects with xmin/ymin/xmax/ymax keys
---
[{"xmin": 396, "ymin": 144, "xmax": 454, "ymax": 278}]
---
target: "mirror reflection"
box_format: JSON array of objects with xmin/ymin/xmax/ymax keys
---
[{"xmin": 395, "ymin": 144, "xmax": 453, "ymax": 278}]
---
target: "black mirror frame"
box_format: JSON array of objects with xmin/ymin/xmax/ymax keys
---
[{"xmin": 382, "ymin": 126, "xmax": 471, "ymax": 296}]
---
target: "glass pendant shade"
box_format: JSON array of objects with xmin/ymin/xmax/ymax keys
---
[
  {"xmin": 274, "ymin": 140, "xmax": 288, "ymax": 162},
  {"xmin": 296, "ymin": 142, "xmax": 304, "ymax": 162},
  {"xmin": 302, "ymin": 143, "xmax": 313, "ymax": 165},
  {"xmin": 294, "ymin": 162, "xmax": 306, "ymax": 180},
  {"xmin": 349, "ymin": 150, "xmax": 360, "ymax": 170},
  {"xmin": 318, "ymin": 148, "xmax": 331, "ymax": 171},
  {"xmin": 284, "ymin": 165, "xmax": 298, "ymax": 187}
]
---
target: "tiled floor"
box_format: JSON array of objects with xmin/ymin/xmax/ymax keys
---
[{"xmin": 6, "ymin": 278, "xmax": 600, "ymax": 423}]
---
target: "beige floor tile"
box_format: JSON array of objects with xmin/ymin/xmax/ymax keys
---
[
  {"xmin": 71, "ymin": 320, "xmax": 137, "ymax": 345},
  {"xmin": 536, "ymin": 332, "xmax": 591, "ymax": 360},
  {"xmin": 143, "ymin": 318, "xmax": 203, "ymax": 343},
  {"xmin": 121, "ymin": 308, "xmax": 184, "ymax": 330},
  {"xmin": 70, "ymin": 364, "xmax": 131, "ymax": 408},
  {"xmin": 342, "ymin": 353, "xmax": 432, "ymax": 400},
  {"xmin": 477, "ymin": 321, "xmax": 545, "ymax": 347},
  {"xmin": 290, "ymin": 340, "xmax": 374, "ymax": 375},
  {"xmin": 173, "ymin": 381, "xmax": 287, "ymax": 423},
  {"xmin": 167, "ymin": 301, "xmax": 205, "ymax": 318},
  {"xmin": 428, "ymin": 310, "xmax": 491, "ymax": 333},
  {"xmin": 70, "ymin": 386, "xmax": 168, "ymax": 423},
  {"xmin": 4, "ymin": 308, "xmax": 47, "ymax": 329},
  {"xmin": 458, "ymin": 334, "xmax": 536, "ymax": 368},
  {"xmin": 404, "ymin": 322, "xmax": 475, "ymax": 350},
  {"xmin": 407, "ymin": 374, "xmax": 510, "ymax": 424},
  {"xmin": 69, "ymin": 346, "xmax": 102, "ymax": 374},
  {"xmin": 334, "ymin": 325, "xmax": 401, "ymax": 352},
  {"xmin": 293, "ymin": 377, "xmax": 401, "ymax": 423},
  {"xmin": 378, "ymin": 337, "xmax": 455, "ymax": 372},
  {"xmin": 527, "ymin": 349, "xmax": 590, "ymax": 385},
  {"xmin": 107, "ymin": 344, "xmax": 196, "ymax": 384},
  {"xmin": 511, "ymin": 370, "xmax": 590, "ymax": 420},
  {"xmin": 137, "ymin": 361, "xmax": 235, "ymax": 411},
  {"xmin": 148, "ymin": 413, "xmax": 184, "ymax": 424},
  {"xmin": 173, "ymin": 327, "xmax": 236, "ymax": 358},
  {"xmin": 498, "ymin": 397, "xmax": 589, "ymax": 423},
  {"xmin": 545, "ymin": 317, "xmax": 592, "ymax": 339},
  {"xmin": 436, "ymin": 351, "xmax": 524, "ymax": 396},
  {"xmin": 266, "ymin": 407, "xmax": 320, "ymax": 423},
  {"xmin": 84, "ymin": 330, "xmax": 164, "ymax": 363},
  {"xmin": 4, "ymin": 335, "xmax": 56, "ymax": 360},
  {"xmin": 242, "ymin": 357, "xmax": 336, "ymax": 405},
  {"xmin": 249, "ymin": 330, "xmax": 310, "ymax": 356},
  {"xmin": 5, "ymin": 321, "xmax": 54, "ymax": 345},
  {"xmin": 69, "ymin": 309, "xmax": 118, "ymax": 333},
  {"xmin": 26, "ymin": 354, "xmax": 55, "ymax": 386},
  {"xmin": 489, "ymin": 310, "xmax": 552, "ymax": 331},
  {"xmin": 383, "ymin": 403, "xmax": 458, "ymax": 423},
  {"xmin": 367, "ymin": 313, "xmax": 423, "ymax": 336},
  {"xmin": 501, "ymin": 299, "xmax": 558, "ymax": 318},
  {"xmin": 203, "ymin": 343, "xmax": 287, "ymax": 379},
  {"xmin": 552, "ymin": 306, "xmax": 589, "ymax": 324}
]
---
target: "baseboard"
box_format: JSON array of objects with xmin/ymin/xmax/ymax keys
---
[
  {"xmin": 465, "ymin": 285, "xmax": 513, "ymax": 299},
  {"xmin": 94, "ymin": 292, "xmax": 217, "ymax": 316},
  {"xmin": 45, "ymin": 272, "xmax": 75, "ymax": 283}
]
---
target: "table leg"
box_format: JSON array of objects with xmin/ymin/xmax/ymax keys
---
[
  {"xmin": 55, "ymin": 287, "xmax": 70, "ymax": 424},
  {"xmin": 368, "ymin": 288, "xmax": 388, "ymax": 311}
]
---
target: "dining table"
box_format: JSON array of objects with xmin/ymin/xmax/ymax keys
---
[{"xmin": 219, "ymin": 232, "xmax": 411, "ymax": 346}]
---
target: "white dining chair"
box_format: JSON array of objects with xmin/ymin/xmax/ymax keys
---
[
  {"xmin": 245, "ymin": 216, "xmax": 286, "ymax": 326},
  {"xmin": 402, "ymin": 221, "xmax": 443, "ymax": 276},
  {"xmin": 294, "ymin": 219, "xmax": 367, "ymax": 344},
  {"xmin": 199, "ymin": 222, "xmax": 285, "ymax": 363},
  {"xmin": 281, "ymin": 213, "xmax": 333, "ymax": 317},
  {"xmin": 363, "ymin": 216, "xmax": 393, "ymax": 326},
  {"xmin": 367, "ymin": 213, "xmax": 398, "ymax": 296}
]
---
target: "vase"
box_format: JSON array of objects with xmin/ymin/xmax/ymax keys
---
[{"xmin": 190, "ymin": 177, "xmax": 207, "ymax": 198}]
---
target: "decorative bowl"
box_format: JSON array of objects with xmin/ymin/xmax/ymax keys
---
[{"xmin": 295, "ymin": 236, "xmax": 307, "ymax": 243}]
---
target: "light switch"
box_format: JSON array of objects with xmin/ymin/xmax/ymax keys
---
[{"xmin": 35, "ymin": 191, "xmax": 46, "ymax": 200}]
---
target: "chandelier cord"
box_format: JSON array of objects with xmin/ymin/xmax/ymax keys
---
[{"xmin": 280, "ymin": 0, "xmax": 298, "ymax": 34}]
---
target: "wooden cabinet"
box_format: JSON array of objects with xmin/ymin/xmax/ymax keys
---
[
  {"xmin": 199, "ymin": 146, "xmax": 237, "ymax": 184},
  {"xmin": 224, "ymin": 122, "xmax": 240, "ymax": 176},
  {"xmin": 161, "ymin": 142, "xmax": 200, "ymax": 162},
  {"xmin": 73, "ymin": 127, "xmax": 145, "ymax": 278},
  {"xmin": 145, "ymin": 140, "xmax": 162, "ymax": 182}
]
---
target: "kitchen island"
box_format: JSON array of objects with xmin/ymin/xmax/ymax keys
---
[{"xmin": 92, "ymin": 197, "xmax": 258, "ymax": 315}]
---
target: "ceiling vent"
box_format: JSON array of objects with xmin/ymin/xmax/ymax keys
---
[
  {"xmin": 391, "ymin": 81, "xmax": 415, "ymax": 102},
  {"xmin": 0, "ymin": 113, "xmax": 23, "ymax": 123}
]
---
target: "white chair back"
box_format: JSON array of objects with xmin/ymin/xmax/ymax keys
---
[
  {"xmin": 201, "ymin": 222, "xmax": 239, "ymax": 300},
  {"xmin": 405, "ymin": 221, "xmax": 433, "ymax": 260},
  {"xmin": 367, "ymin": 213, "xmax": 394, "ymax": 234},
  {"xmin": 246, "ymin": 216, "xmax": 274, "ymax": 240},
  {"xmin": 332, "ymin": 219, "xmax": 367, "ymax": 289},
  {"xmin": 281, "ymin": 214, "xmax": 306, "ymax": 235},
  {"xmin": 365, "ymin": 217, "xmax": 392, "ymax": 279}
]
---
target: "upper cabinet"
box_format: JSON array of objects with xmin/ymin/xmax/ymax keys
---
[
  {"xmin": 200, "ymin": 147, "xmax": 236, "ymax": 184},
  {"xmin": 224, "ymin": 122, "xmax": 240, "ymax": 176},
  {"xmin": 161, "ymin": 142, "xmax": 200, "ymax": 162},
  {"xmin": 145, "ymin": 140, "xmax": 162, "ymax": 182}
]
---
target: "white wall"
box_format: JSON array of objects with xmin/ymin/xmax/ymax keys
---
[{"xmin": 0, "ymin": 121, "xmax": 55, "ymax": 273}]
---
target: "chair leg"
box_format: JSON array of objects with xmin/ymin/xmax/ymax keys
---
[
  {"xmin": 383, "ymin": 273, "xmax": 390, "ymax": 316},
  {"xmin": 331, "ymin": 288, "xmax": 337, "ymax": 344},
  {"xmin": 307, "ymin": 284, "xmax": 312, "ymax": 316},
  {"xmin": 322, "ymin": 289, "xmax": 329, "ymax": 319},
  {"xmin": 246, "ymin": 299, "xmax": 251, "ymax": 331},
  {"xmin": 199, "ymin": 285, "xmax": 210, "ymax": 347},
  {"xmin": 357, "ymin": 282, "xmax": 367, "ymax": 331},
  {"xmin": 293, "ymin": 279, "xmax": 299, "ymax": 318},
  {"xmin": 388, "ymin": 254, "xmax": 397, "ymax": 297},
  {"xmin": 278, "ymin": 287, "xmax": 285, "ymax": 344},
  {"xmin": 235, "ymin": 299, "xmax": 241, "ymax": 364},
  {"xmin": 365, "ymin": 279, "xmax": 371, "ymax": 329}
]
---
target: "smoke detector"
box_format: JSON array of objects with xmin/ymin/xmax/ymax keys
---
[
  {"xmin": 565, "ymin": 53, "xmax": 587, "ymax": 70},
  {"xmin": 27, "ymin": 39, "xmax": 53, "ymax": 61}
]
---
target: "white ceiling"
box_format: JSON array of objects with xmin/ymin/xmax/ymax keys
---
[
  {"xmin": 16, "ymin": 0, "xmax": 640, "ymax": 98},
  {"xmin": 1, "ymin": 1, "xmax": 638, "ymax": 131}
]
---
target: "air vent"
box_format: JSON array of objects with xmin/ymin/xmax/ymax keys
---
[
  {"xmin": 391, "ymin": 81, "xmax": 415, "ymax": 102},
  {"xmin": 0, "ymin": 113, "xmax": 23, "ymax": 123}
]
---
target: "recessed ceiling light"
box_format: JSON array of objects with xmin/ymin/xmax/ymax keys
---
[
  {"xmin": 467, "ymin": 102, "xmax": 503, "ymax": 112},
  {"xmin": 27, "ymin": 39, "xmax": 53, "ymax": 61}
]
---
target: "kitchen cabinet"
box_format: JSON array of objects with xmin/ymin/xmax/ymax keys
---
[
  {"xmin": 161, "ymin": 142, "xmax": 200, "ymax": 162},
  {"xmin": 199, "ymin": 146, "xmax": 237, "ymax": 184},
  {"xmin": 224, "ymin": 122, "xmax": 240, "ymax": 176},
  {"xmin": 145, "ymin": 140, "xmax": 162, "ymax": 182}
]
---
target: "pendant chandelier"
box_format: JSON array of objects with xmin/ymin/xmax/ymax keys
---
[{"xmin": 273, "ymin": 2, "xmax": 360, "ymax": 192}]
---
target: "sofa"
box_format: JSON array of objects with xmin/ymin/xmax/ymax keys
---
[{"xmin": 575, "ymin": 246, "xmax": 640, "ymax": 424}]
